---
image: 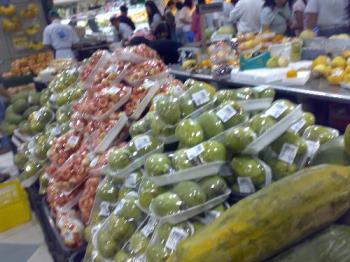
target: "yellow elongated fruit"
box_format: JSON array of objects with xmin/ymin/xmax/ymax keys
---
[{"xmin": 168, "ymin": 165, "xmax": 350, "ymax": 262}]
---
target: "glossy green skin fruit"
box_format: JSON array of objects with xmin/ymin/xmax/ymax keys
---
[
  {"xmin": 12, "ymin": 98, "xmax": 28, "ymax": 114},
  {"xmin": 152, "ymin": 192, "xmax": 183, "ymax": 216},
  {"xmin": 303, "ymin": 125, "xmax": 338, "ymax": 145},
  {"xmin": 249, "ymin": 114, "xmax": 277, "ymax": 135},
  {"xmin": 174, "ymin": 181, "xmax": 207, "ymax": 208},
  {"xmin": 138, "ymin": 179, "xmax": 168, "ymax": 210},
  {"xmin": 175, "ymin": 119, "xmax": 204, "ymax": 148},
  {"xmin": 156, "ymin": 95, "xmax": 181, "ymax": 125},
  {"xmin": 199, "ymin": 176, "xmax": 228, "ymax": 199},
  {"xmin": 108, "ymin": 148, "xmax": 131, "ymax": 170},
  {"xmin": 224, "ymin": 126, "xmax": 256, "ymax": 154},
  {"xmin": 201, "ymin": 141, "xmax": 227, "ymax": 163},
  {"xmin": 197, "ymin": 112, "xmax": 224, "ymax": 139},
  {"xmin": 145, "ymin": 153, "xmax": 172, "ymax": 177},
  {"xmin": 271, "ymin": 131, "xmax": 307, "ymax": 156},
  {"xmin": 170, "ymin": 165, "xmax": 350, "ymax": 262},
  {"xmin": 231, "ymin": 157, "xmax": 266, "ymax": 188},
  {"xmin": 172, "ymin": 149, "xmax": 194, "ymax": 170}
]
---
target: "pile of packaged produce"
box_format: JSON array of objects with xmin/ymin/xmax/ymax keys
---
[{"xmin": 6, "ymin": 44, "xmax": 350, "ymax": 262}]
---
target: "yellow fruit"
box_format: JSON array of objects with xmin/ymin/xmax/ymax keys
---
[
  {"xmin": 286, "ymin": 70, "xmax": 298, "ymax": 78},
  {"xmin": 331, "ymin": 56, "xmax": 347, "ymax": 68},
  {"xmin": 343, "ymin": 74, "xmax": 350, "ymax": 83},
  {"xmin": 299, "ymin": 29, "xmax": 316, "ymax": 40},
  {"xmin": 312, "ymin": 64, "xmax": 328, "ymax": 78},
  {"xmin": 327, "ymin": 68, "xmax": 344, "ymax": 85},
  {"xmin": 278, "ymin": 57, "xmax": 289, "ymax": 67},
  {"xmin": 312, "ymin": 55, "xmax": 330, "ymax": 69},
  {"xmin": 0, "ymin": 4, "xmax": 16, "ymax": 17},
  {"xmin": 342, "ymin": 50, "xmax": 350, "ymax": 59}
]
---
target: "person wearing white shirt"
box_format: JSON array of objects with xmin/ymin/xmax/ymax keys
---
[
  {"xmin": 145, "ymin": 0, "xmax": 163, "ymax": 33},
  {"xmin": 43, "ymin": 10, "xmax": 79, "ymax": 59},
  {"xmin": 110, "ymin": 16, "xmax": 134, "ymax": 42},
  {"xmin": 230, "ymin": 0, "xmax": 264, "ymax": 33},
  {"xmin": 305, "ymin": 0, "xmax": 350, "ymax": 37}
]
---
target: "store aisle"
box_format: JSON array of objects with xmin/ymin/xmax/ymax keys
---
[{"xmin": 0, "ymin": 213, "xmax": 53, "ymax": 262}]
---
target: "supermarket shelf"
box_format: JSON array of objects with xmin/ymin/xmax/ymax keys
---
[{"xmin": 169, "ymin": 65, "xmax": 350, "ymax": 104}]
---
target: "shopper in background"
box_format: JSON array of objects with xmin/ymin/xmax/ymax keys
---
[
  {"xmin": 164, "ymin": 0, "xmax": 176, "ymax": 40},
  {"xmin": 304, "ymin": 0, "xmax": 350, "ymax": 37},
  {"xmin": 179, "ymin": 0, "xmax": 194, "ymax": 43},
  {"xmin": 119, "ymin": 4, "xmax": 136, "ymax": 31},
  {"xmin": 145, "ymin": 1, "xmax": 163, "ymax": 33},
  {"xmin": 230, "ymin": 0, "xmax": 264, "ymax": 34},
  {"xmin": 43, "ymin": 10, "xmax": 80, "ymax": 59},
  {"xmin": 192, "ymin": 0, "xmax": 205, "ymax": 41},
  {"xmin": 292, "ymin": 0, "xmax": 307, "ymax": 35},
  {"xmin": 110, "ymin": 16, "xmax": 134, "ymax": 43},
  {"xmin": 175, "ymin": 1, "xmax": 184, "ymax": 42},
  {"xmin": 260, "ymin": 0, "xmax": 291, "ymax": 35}
]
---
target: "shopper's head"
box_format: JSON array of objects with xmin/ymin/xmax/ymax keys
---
[
  {"xmin": 175, "ymin": 1, "xmax": 183, "ymax": 10},
  {"xmin": 166, "ymin": 0, "xmax": 175, "ymax": 10},
  {"xmin": 154, "ymin": 22, "xmax": 171, "ymax": 39},
  {"xmin": 183, "ymin": 0, "xmax": 193, "ymax": 9},
  {"xmin": 145, "ymin": 1, "xmax": 161, "ymax": 19},
  {"xmin": 264, "ymin": 0, "xmax": 288, "ymax": 9},
  {"xmin": 48, "ymin": 10, "xmax": 60, "ymax": 21},
  {"xmin": 120, "ymin": 4, "xmax": 128, "ymax": 15}
]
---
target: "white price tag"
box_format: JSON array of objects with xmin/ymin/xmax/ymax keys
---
[
  {"xmin": 141, "ymin": 217, "xmax": 157, "ymax": 237},
  {"xmin": 200, "ymin": 210, "xmax": 222, "ymax": 225},
  {"xmin": 113, "ymin": 199, "xmax": 126, "ymax": 215},
  {"xmin": 124, "ymin": 173, "xmax": 139, "ymax": 188},
  {"xmin": 186, "ymin": 144, "xmax": 205, "ymax": 161},
  {"xmin": 306, "ymin": 140, "xmax": 320, "ymax": 158},
  {"xmin": 237, "ymin": 177, "xmax": 255, "ymax": 194},
  {"xmin": 126, "ymin": 191, "xmax": 138, "ymax": 198},
  {"xmin": 278, "ymin": 143, "xmax": 298, "ymax": 164},
  {"xmin": 290, "ymin": 118, "xmax": 306, "ymax": 133},
  {"xmin": 134, "ymin": 135, "xmax": 151, "ymax": 151},
  {"xmin": 192, "ymin": 90, "xmax": 210, "ymax": 106},
  {"xmin": 106, "ymin": 86, "xmax": 120, "ymax": 95},
  {"xmin": 28, "ymin": 95, "xmax": 33, "ymax": 104},
  {"xmin": 49, "ymin": 94, "xmax": 57, "ymax": 103},
  {"xmin": 98, "ymin": 201, "xmax": 111, "ymax": 217},
  {"xmin": 90, "ymin": 156, "xmax": 99, "ymax": 168},
  {"xmin": 165, "ymin": 227, "xmax": 189, "ymax": 251},
  {"xmin": 216, "ymin": 105, "xmax": 237, "ymax": 123},
  {"xmin": 265, "ymin": 103, "xmax": 288, "ymax": 119},
  {"xmin": 171, "ymin": 85, "xmax": 184, "ymax": 96},
  {"xmin": 62, "ymin": 231, "xmax": 74, "ymax": 242},
  {"xmin": 66, "ymin": 136, "xmax": 79, "ymax": 149}
]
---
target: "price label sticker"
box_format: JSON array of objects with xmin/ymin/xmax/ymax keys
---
[
  {"xmin": 99, "ymin": 201, "xmax": 111, "ymax": 217},
  {"xmin": 237, "ymin": 177, "xmax": 256, "ymax": 194},
  {"xmin": 306, "ymin": 140, "xmax": 320, "ymax": 158},
  {"xmin": 62, "ymin": 231, "xmax": 74, "ymax": 242},
  {"xmin": 216, "ymin": 105, "xmax": 237, "ymax": 123},
  {"xmin": 113, "ymin": 199, "xmax": 126, "ymax": 215},
  {"xmin": 186, "ymin": 144, "xmax": 205, "ymax": 161},
  {"xmin": 106, "ymin": 86, "xmax": 120, "ymax": 95},
  {"xmin": 290, "ymin": 118, "xmax": 306, "ymax": 133},
  {"xmin": 141, "ymin": 217, "xmax": 157, "ymax": 237},
  {"xmin": 134, "ymin": 135, "xmax": 151, "ymax": 151},
  {"xmin": 279, "ymin": 143, "xmax": 298, "ymax": 164},
  {"xmin": 124, "ymin": 173, "xmax": 139, "ymax": 188},
  {"xmin": 200, "ymin": 210, "xmax": 222, "ymax": 225},
  {"xmin": 89, "ymin": 156, "xmax": 99, "ymax": 168},
  {"xmin": 28, "ymin": 95, "xmax": 33, "ymax": 104},
  {"xmin": 192, "ymin": 90, "xmax": 210, "ymax": 106},
  {"xmin": 66, "ymin": 136, "xmax": 79, "ymax": 149},
  {"xmin": 143, "ymin": 80, "xmax": 155, "ymax": 89},
  {"xmin": 165, "ymin": 227, "xmax": 189, "ymax": 251},
  {"xmin": 49, "ymin": 94, "xmax": 57, "ymax": 103},
  {"xmin": 171, "ymin": 85, "xmax": 184, "ymax": 96},
  {"xmin": 265, "ymin": 103, "xmax": 288, "ymax": 119}
]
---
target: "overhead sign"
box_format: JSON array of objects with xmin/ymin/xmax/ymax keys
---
[{"xmin": 199, "ymin": 3, "xmax": 223, "ymax": 14}]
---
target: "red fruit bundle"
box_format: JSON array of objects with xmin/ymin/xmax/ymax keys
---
[
  {"xmin": 80, "ymin": 50, "xmax": 105, "ymax": 82},
  {"xmin": 79, "ymin": 177, "xmax": 100, "ymax": 224}
]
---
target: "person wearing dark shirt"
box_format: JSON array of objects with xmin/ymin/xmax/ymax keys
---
[{"xmin": 119, "ymin": 4, "xmax": 136, "ymax": 30}]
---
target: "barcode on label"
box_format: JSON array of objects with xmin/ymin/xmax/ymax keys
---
[
  {"xmin": 134, "ymin": 135, "xmax": 151, "ymax": 150},
  {"xmin": 113, "ymin": 199, "xmax": 126, "ymax": 215},
  {"xmin": 165, "ymin": 227, "xmax": 189, "ymax": 251},
  {"xmin": 124, "ymin": 173, "xmax": 139, "ymax": 188},
  {"xmin": 290, "ymin": 118, "xmax": 306, "ymax": 133},
  {"xmin": 216, "ymin": 105, "xmax": 237, "ymax": 123},
  {"xmin": 200, "ymin": 210, "xmax": 222, "ymax": 224},
  {"xmin": 98, "ymin": 201, "xmax": 111, "ymax": 217},
  {"xmin": 265, "ymin": 103, "xmax": 288, "ymax": 119},
  {"xmin": 192, "ymin": 90, "xmax": 210, "ymax": 106},
  {"xmin": 306, "ymin": 140, "xmax": 320, "ymax": 157},
  {"xmin": 237, "ymin": 177, "xmax": 255, "ymax": 194},
  {"xmin": 279, "ymin": 143, "xmax": 298, "ymax": 164},
  {"xmin": 141, "ymin": 217, "xmax": 157, "ymax": 237},
  {"xmin": 67, "ymin": 136, "xmax": 79, "ymax": 148},
  {"xmin": 106, "ymin": 86, "xmax": 120, "ymax": 95},
  {"xmin": 186, "ymin": 144, "xmax": 205, "ymax": 161}
]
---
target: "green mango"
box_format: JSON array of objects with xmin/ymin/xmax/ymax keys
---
[
  {"xmin": 118, "ymin": 195, "xmax": 144, "ymax": 221},
  {"xmin": 268, "ymin": 159, "xmax": 298, "ymax": 180},
  {"xmin": 146, "ymin": 244, "xmax": 170, "ymax": 262},
  {"xmin": 21, "ymin": 160, "xmax": 42, "ymax": 179},
  {"xmin": 199, "ymin": 176, "xmax": 228, "ymax": 199},
  {"xmin": 27, "ymin": 92, "xmax": 40, "ymax": 105},
  {"xmin": 175, "ymin": 119, "xmax": 204, "ymax": 147},
  {"xmin": 156, "ymin": 95, "xmax": 181, "ymax": 125},
  {"xmin": 197, "ymin": 112, "xmax": 224, "ymax": 139},
  {"xmin": 96, "ymin": 178, "xmax": 119, "ymax": 202},
  {"xmin": 303, "ymin": 125, "xmax": 338, "ymax": 144},
  {"xmin": 231, "ymin": 157, "xmax": 266, "ymax": 188},
  {"xmin": 97, "ymin": 230, "xmax": 119, "ymax": 258},
  {"xmin": 138, "ymin": 179, "xmax": 167, "ymax": 210},
  {"xmin": 179, "ymin": 94, "xmax": 196, "ymax": 117},
  {"xmin": 224, "ymin": 126, "xmax": 256, "ymax": 154},
  {"xmin": 152, "ymin": 192, "xmax": 183, "ymax": 216},
  {"xmin": 271, "ymin": 131, "xmax": 308, "ymax": 155},
  {"xmin": 12, "ymin": 98, "xmax": 28, "ymax": 114},
  {"xmin": 14, "ymin": 152, "xmax": 28, "ymax": 169},
  {"xmin": 235, "ymin": 87, "xmax": 255, "ymax": 100},
  {"xmin": 249, "ymin": 114, "xmax": 277, "ymax": 135},
  {"xmin": 145, "ymin": 153, "xmax": 172, "ymax": 177},
  {"xmin": 201, "ymin": 141, "xmax": 227, "ymax": 163},
  {"xmin": 39, "ymin": 89, "xmax": 51, "ymax": 106},
  {"xmin": 114, "ymin": 250, "xmax": 132, "ymax": 262},
  {"xmin": 174, "ymin": 181, "xmax": 207, "ymax": 208},
  {"xmin": 172, "ymin": 149, "xmax": 194, "ymax": 170}
]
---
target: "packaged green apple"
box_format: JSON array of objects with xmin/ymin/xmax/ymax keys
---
[
  {"xmin": 18, "ymin": 160, "xmax": 47, "ymax": 188},
  {"xmin": 107, "ymin": 135, "xmax": 164, "ymax": 178},
  {"xmin": 92, "ymin": 192, "xmax": 147, "ymax": 260},
  {"xmin": 129, "ymin": 112, "xmax": 155, "ymax": 138},
  {"xmin": 230, "ymin": 156, "xmax": 272, "ymax": 196},
  {"xmin": 145, "ymin": 141, "xmax": 228, "ymax": 187}
]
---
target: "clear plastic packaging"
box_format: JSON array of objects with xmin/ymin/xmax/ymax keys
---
[
  {"xmin": 113, "ymin": 44, "xmax": 159, "ymax": 63},
  {"xmin": 79, "ymin": 177, "xmax": 100, "ymax": 225}
]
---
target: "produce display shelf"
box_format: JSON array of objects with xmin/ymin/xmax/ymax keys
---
[{"xmin": 169, "ymin": 65, "xmax": 350, "ymax": 104}]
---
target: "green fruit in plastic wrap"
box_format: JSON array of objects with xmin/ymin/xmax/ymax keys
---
[
  {"xmin": 5, "ymin": 111, "xmax": 23, "ymax": 125},
  {"xmin": 145, "ymin": 153, "xmax": 172, "ymax": 177},
  {"xmin": 151, "ymin": 116, "xmax": 175, "ymax": 137},
  {"xmin": 216, "ymin": 100, "xmax": 245, "ymax": 129},
  {"xmin": 146, "ymin": 244, "xmax": 170, "ymax": 262},
  {"xmin": 40, "ymin": 89, "xmax": 50, "ymax": 106},
  {"xmin": 272, "ymin": 100, "xmax": 296, "ymax": 119},
  {"xmin": 11, "ymin": 90, "xmax": 30, "ymax": 103},
  {"xmin": 12, "ymin": 98, "xmax": 28, "ymax": 114},
  {"xmin": 215, "ymin": 90, "xmax": 237, "ymax": 105},
  {"xmin": 269, "ymin": 159, "xmax": 298, "ymax": 180},
  {"xmin": 303, "ymin": 125, "xmax": 338, "ymax": 144},
  {"xmin": 96, "ymin": 178, "xmax": 119, "ymax": 202},
  {"xmin": 18, "ymin": 121, "xmax": 31, "ymax": 135},
  {"xmin": 199, "ymin": 176, "xmax": 228, "ymax": 199},
  {"xmin": 23, "ymin": 106, "xmax": 40, "ymax": 119},
  {"xmin": 152, "ymin": 192, "xmax": 183, "ymax": 216},
  {"xmin": 109, "ymin": 215, "xmax": 136, "ymax": 244},
  {"xmin": 84, "ymin": 225, "xmax": 92, "ymax": 242},
  {"xmin": 139, "ymin": 178, "xmax": 167, "ymax": 210},
  {"xmin": 235, "ymin": 87, "xmax": 255, "ymax": 100},
  {"xmin": 187, "ymin": 82, "xmax": 216, "ymax": 97},
  {"xmin": 231, "ymin": 157, "xmax": 266, "ymax": 189},
  {"xmin": 60, "ymin": 122, "xmax": 70, "ymax": 134},
  {"xmin": 56, "ymin": 91, "xmax": 70, "ymax": 106},
  {"xmin": 272, "ymin": 131, "xmax": 308, "ymax": 155},
  {"xmin": 114, "ymin": 250, "xmax": 132, "ymax": 262},
  {"xmin": 108, "ymin": 148, "xmax": 131, "ymax": 171},
  {"xmin": 129, "ymin": 135, "xmax": 162, "ymax": 157},
  {"xmin": 56, "ymin": 105, "xmax": 73, "ymax": 124},
  {"xmin": 197, "ymin": 111, "xmax": 224, "ymax": 139},
  {"xmin": 172, "ymin": 149, "xmax": 194, "ymax": 170},
  {"xmin": 175, "ymin": 119, "xmax": 204, "ymax": 147},
  {"xmin": 14, "ymin": 152, "xmax": 28, "ymax": 169},
  {"xmin": 0, "ymin": 122, "xmax": 16, "ymax": 135},
  {"xmin": 179, "ymin": 94, "xmax": 196, "ymax": 117},
  {"xmin": 97, "ymin": 230, "xmax": 119, "ymax": 258},
  {"xmin": 156, "ymin": 95, "xmax": 181, "ymax": 125},
  {"xmin": 201, "ymin": 141, "xmax": 227, "ymax": 163},
  {"xmin": 27, "ymin": 92, "xmax": 40, "ymax": 105},
  {"xmin": 224, "ymin": 126, "xmax": 256, "ymax": 154},
  {"xmin": 118, "ymin": 188, "xmax": 132, "ymax": 201},
  {"xmin": 257, "ymin": 88, "xmax": 276, "ymax": 99},
  {"xmin": 129, "ymin": 232, "xmax": 149, "ymax": 254},
  {"xmin": 249, "ymin": 114, "xmax": 277, "ymax": 135},
  {"xmin": 21, "ymin": 160, "xmax": 42, "ymax": 180},
  {"xmin": 118, "ymin": 195, "xmax": 144, "ymax": 221},
  {"xmin": 174, "ymin": 181, "xmax": 207, "ymax": 208},
  {"xmin": 70, "ymin": 86, "xmax": 85, "ymax": 101},
  {"xmin": 130, "ymin": 113, "xmax": 154, "ymax": 137}
]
